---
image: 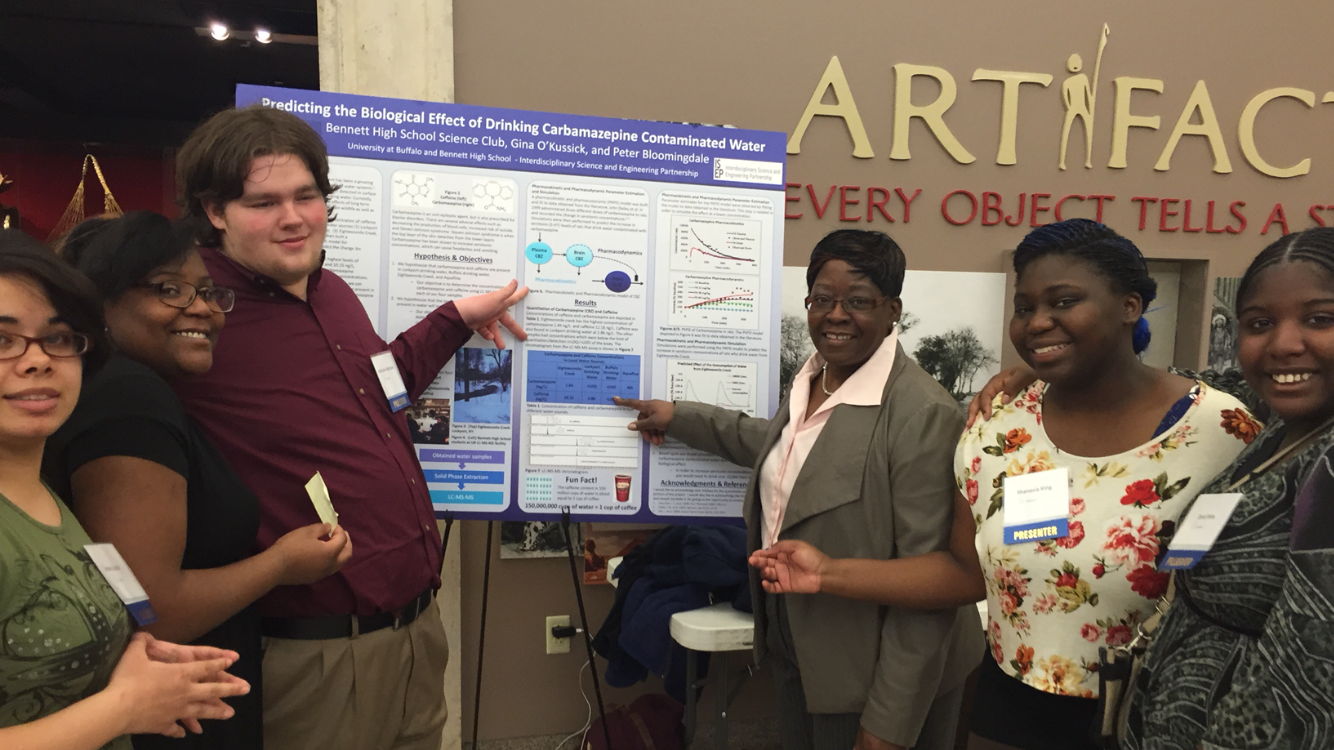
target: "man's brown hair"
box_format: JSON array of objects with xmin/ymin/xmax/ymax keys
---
[{"xmin": 176, "ymin": 104, "xmax": 337, "ymax": 247}]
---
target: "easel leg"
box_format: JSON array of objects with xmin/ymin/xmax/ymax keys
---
[
  {"xmin": 562, "ymin": 510, "xmax": 613, "ymax": 750},
  {"xmin": 470, "ymin": 520, "xmax": 494, "ymax": 750},
  {"xmin": 441, "ymin": 515, "xmax": 455, "ymax": 559},
  {"xmin": 716, "ymin": 655, "xmax": 728, "ymax": 750},
  {"xmin": 684, "ymin": 649, "xmax": 698, "ymax": 747},
  {"xmin": 439, "ymin": 514, "xmax": 455, "ymax": 579}
]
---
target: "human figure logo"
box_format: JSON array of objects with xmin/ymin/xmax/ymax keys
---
[{"xmin": 1060, "ymin": 23, "xmax": 1110, "ymax": 170}]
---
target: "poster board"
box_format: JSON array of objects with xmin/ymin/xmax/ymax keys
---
[{"xmin": 236, "ymin": 85, "xmax": 786, "ymax": 523}]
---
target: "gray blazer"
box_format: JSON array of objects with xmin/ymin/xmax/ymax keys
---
[{"xmin": 669, "ymin": 343, "xmax": 983, "ymax": 744}]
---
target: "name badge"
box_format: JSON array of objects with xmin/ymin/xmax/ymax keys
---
[
  {"xmin": 371, "ymin": 351, "xmax": 410, "ymax": 412},
  {"xmin": 1158, "ymin": 493, "xmax": 1244, "ymax": 570},
  {"xmin": 84, "ymin": 543, "xmax": 158, "ymax": 626},
  {"xmin": 1003, "ymin": 468, "xmax": 1070, "ymax": 544}
]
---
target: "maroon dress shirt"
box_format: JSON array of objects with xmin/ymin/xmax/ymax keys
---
[{"xmin": 174, "ymin": 247, "xmax": 471, "ymax": 617}]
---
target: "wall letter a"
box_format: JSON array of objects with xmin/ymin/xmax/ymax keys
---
[
  {"xmin": 788, "ymin": 56, "xmax": 875, "ymax": 158},
  {"xmin": 1155, "ymin": 80, "xmax": 1232, "ymax": 173}
]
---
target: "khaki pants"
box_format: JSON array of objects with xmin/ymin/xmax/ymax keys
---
[{"xmin": 262, "ymin": 597, "xmax": 449, "ymax": 750}]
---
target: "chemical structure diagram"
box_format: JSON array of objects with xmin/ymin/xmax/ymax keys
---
[
  {"xmin": 393, "ymin": 173, "xmax": 434, "ymax": 207},
  {"xmin": 472, "ymin": 180, "xmax": 515, "ymax": 212}
]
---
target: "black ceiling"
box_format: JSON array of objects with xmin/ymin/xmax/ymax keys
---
[{"xmin": 0, "ymin": 0, "xmax": 319, "ymax": 147}]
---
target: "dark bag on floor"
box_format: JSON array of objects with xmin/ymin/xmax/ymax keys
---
[{"xmin": 584, "ymin": 694, "xmax": 683, "ymax": 750}]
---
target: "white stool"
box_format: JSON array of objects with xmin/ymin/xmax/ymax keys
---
[{"xmin": 670, "ymin": 602, "xmax": 755, "ymax": 750}]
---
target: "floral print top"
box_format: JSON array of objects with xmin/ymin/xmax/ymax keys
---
[{"xmin": 956, "ymin": 381, "xmax": 1258, "ymax": 698}]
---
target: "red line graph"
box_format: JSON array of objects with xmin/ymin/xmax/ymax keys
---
[
  {"xmin": 686, "ymin": 227, "xmax": 755, "ymax": 263},
  {"xmin": 690, "ymin": 245, "xmax": 754, "ymax": 263},
  {"xmin": 683, "ymin": 292, "xmax": 754, "ymax": 309}
]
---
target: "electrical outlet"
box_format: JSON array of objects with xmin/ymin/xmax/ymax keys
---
[{"xmin": 546, "ymin": 615, "xmax": 571, "ymax": 655}]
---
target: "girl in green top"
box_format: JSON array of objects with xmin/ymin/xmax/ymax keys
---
[{"xmin": 0, "ymin": 232, "xmax": 249, "ymax": 750}]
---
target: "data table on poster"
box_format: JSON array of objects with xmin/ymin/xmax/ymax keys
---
[
  {"xmin": 529, "ymin": 415, "xmax": 640, "ymax": 467},
  {"xmin": 526, "ymin": 351, "xmax": 641, "ymax": 406}
]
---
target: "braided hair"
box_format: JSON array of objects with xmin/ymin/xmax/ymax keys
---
[
  {"xmin": 1236, "ymin": 227, "xmax": 1334, "ymax": 308},
  {"xmin": 1013, "ymin": 218, "xmax": 1158, "ymax": 354}
]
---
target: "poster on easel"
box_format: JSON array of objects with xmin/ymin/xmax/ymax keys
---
[{"xmin": 236, "ymin": 85, "xmax": 785, "ymax": 524}]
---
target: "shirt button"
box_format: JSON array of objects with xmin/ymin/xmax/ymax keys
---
[
  {"xmin": 268, "ymin": 292, "xmax": 276, "ymax": 298},
  {"xmin": 387, "ymin": 432, "xmax": 392, "ymax": 439},
  {"xmin": 359, "ymin": 388, "xmax": 365, "ymax": 395},
  {"xmin": 336, "ymin": 344, "xmax": 342, "ymax": 351},
  {"xmin": 411, "ymin": 478, "xmax": 416, "ymax": 485}
]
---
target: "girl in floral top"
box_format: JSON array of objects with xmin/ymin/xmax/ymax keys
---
[{"xmin": 957, "ymin": 220, "xmax": 1255, "ymax": 750}]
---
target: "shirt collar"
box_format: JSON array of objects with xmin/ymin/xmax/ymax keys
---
[
  {"xmin": 200, "ymin": 246, "xmax": 326, "ymax": 296},
  {"xmin": 795, "ymin": 328, "xmax": 899, "ymax": 408}
]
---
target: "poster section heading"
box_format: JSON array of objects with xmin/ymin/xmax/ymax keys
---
[{"xmin": 237, "ymin": 85, "xmax": 786, "ymax": 189}]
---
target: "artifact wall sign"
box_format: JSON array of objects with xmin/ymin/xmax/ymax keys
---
[{"xmin": 784, "ymin": 24, "xmax": 1334, "ymax": 238}]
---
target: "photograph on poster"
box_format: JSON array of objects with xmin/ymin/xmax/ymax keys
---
[
  {"xmin": 780, "ymin": 267, "xmax": 1007, "ymax": 404},
  {"xmin": 1210, "ymin": 277, "xmax": 1242, "ymax": 370},
  {"xmin": 408, "ymin": 398, "xmax": 451, "ymax": 445},
  {"xmin": 454, "ymin": 347, "xmax": 513, "ymax": 424},
  {"xmin": 499, "ymin": 520, "xmax": 581, "ymax": 559}
]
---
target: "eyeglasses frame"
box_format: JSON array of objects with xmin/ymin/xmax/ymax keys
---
[
  {"xmin": 803, "ymin": 294, "xmax": 890, "ymax": 316},
  {"xmin": 140, "ymin": 281, "xmax": 236, "ymax": 314},
  {"xmin": 0, "ymin": 332, "xmax": 92, "ymax": 361}
]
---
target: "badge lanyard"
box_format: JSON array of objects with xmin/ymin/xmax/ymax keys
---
[
  {"xmin": 85, "ymin": 543, "xmax": 158, "ymax": 626},
  {"xmin": 1160, "ymin": 415, "xmax": 1334, "ymax": 570},
  {"xmin": 371, "ymin": 351, "xmax": 410, "ymax": 412}
]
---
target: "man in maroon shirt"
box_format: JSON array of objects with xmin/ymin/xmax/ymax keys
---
[{"xmin": 171, "ymin": 105, "xmax": 526, "ymax": 750}]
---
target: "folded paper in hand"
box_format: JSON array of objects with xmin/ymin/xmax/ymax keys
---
[{"xmin": 305, "ymin": 471, "xmax": 340, "ymax": 528}]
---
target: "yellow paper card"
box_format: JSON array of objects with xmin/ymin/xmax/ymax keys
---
[{"xmin": 305, "ymin": 471, "xmax": 340, "ymax": 528}]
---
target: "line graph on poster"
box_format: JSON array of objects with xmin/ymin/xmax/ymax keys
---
[
  {"xmin": 668, "ymin": 217, "xmax": 762, "ymax": 275},
  {"xmin": 669, "ymin": 272, "xmax": 758, "ymax": 330},
  {"xmin": 525, "ymin": 233, "xmax": 643, "ymax": 293},
  {"xmin": 667, "ymin": 360, "xmax": 758, "ymax": 416}
]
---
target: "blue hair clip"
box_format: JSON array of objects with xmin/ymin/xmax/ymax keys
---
[{"xmin": 1133, "ymin": 317, "xmax": 1152, "ymax": 354}]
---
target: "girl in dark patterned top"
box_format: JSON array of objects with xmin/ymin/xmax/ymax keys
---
[{"xmin": 1123, "ymin": 228, "xmax": 1334, "ymax": 749}]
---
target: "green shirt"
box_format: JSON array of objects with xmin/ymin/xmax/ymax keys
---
[{"xmin": 0, "ymin": 488, "xmax": 132, "ymax": 750}]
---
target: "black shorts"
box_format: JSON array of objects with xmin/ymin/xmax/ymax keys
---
[{"xmin": 968, "ymin": 652, "xmax": 1100, "ymax": 750}]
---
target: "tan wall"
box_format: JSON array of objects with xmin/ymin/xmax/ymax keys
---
[{"xmin": 451, "ymin": 0, "xmax": 1334, "ymax": 738}]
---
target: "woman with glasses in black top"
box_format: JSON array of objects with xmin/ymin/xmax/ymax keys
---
[{"xmin": 46, "ymin": 211, "xmax": 353, "ymax": 750}]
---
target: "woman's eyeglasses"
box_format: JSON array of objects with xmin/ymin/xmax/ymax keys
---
[
  {"xmin": 804, "ymin": 294, "xmax": 886, "ymax": 315},
  {"xmin": 141, "ymin": 281, "xmax": 236, "ymax": 313},
  {"xmin": 0, "ymin": 331, "xmax": 91, "ymax": 360}
]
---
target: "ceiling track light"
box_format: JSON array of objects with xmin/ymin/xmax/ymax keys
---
[{"xmin": 194, "ymin": 26, "xmax": 317, "ymax": 46}]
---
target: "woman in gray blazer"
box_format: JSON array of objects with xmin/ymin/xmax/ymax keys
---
[{"xmin": 616, "ymin": 230, "xmax": 984, "ymax": 750}]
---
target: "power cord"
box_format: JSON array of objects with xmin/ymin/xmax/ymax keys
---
[{"xmin": 553, "ymin": 660, "xmax": 593, "ymax": 750}]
